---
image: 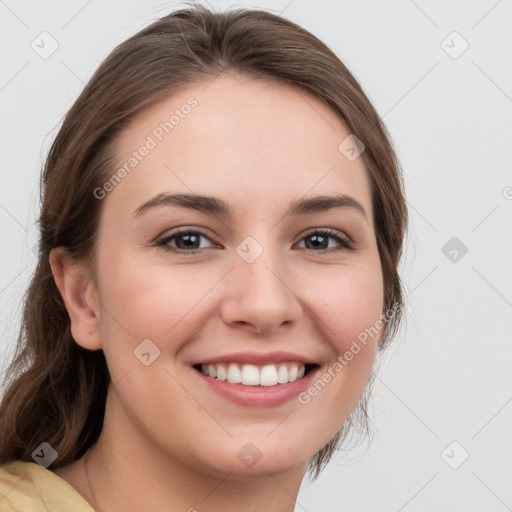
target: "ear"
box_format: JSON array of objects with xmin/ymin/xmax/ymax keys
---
[{"xmin": 49, "ymin": 247, "xmax": 102, "ymax": 351}]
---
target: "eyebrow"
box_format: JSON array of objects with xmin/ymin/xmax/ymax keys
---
[{"xmin": 133, "ymin": 192, "xmax": 368, "ymax": 220}]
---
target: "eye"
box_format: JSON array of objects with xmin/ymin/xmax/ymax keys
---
[
  {"xmin": 295, "ymin": 229, "xmax": 354, "ymax": 253},
  {"xmin": 157, "ymin": 229, "xmax": 217, "ymax": 254},
  {"xmin": 157, "ymin": 227, "xmax": 354, "ymax": 255}
]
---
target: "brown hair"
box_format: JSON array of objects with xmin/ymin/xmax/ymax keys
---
[{"xmin": 0, "ymin": 4, "xmax": 407, "ymax": 480}]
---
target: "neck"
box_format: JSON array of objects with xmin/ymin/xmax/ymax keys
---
[{"xmin": 81, "ymin": 392, "xmax": 307, "ymax": 512}]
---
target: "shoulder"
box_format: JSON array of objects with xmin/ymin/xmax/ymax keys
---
[{"xmin": 0, "ymin": 461, "xmax": 94, "ymax": 512}]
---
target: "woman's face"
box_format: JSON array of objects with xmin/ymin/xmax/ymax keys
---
[{"xmin": 88, "ymin": 74, "xmax": 384, "ymax": 477}]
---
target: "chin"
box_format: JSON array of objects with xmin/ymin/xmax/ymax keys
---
[{"xmin": 191, "ymin": 431, "xmax": 319, "ymax": 479}]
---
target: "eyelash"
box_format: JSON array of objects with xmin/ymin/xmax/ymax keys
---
[{"xmin": 156, "ymin": 228, "xmax": 355, "ymax": 255}]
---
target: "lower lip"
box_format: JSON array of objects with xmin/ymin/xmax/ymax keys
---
[{"xmin": 194, "ymin": 366, "xmax": 319, "ymax": 407}]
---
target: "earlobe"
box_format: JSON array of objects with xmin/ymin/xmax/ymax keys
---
[{"xmin": 49, "ymin": 247, "xmax": 103, "ymax": 351}]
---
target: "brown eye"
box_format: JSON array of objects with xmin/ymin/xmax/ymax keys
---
[
  {"xmin": 158, "ymin": 229, "xmax": 215, "ymax": 253},
  {"xmin": 296, "ymin": 229, "xmax": 354, "ymax": 252},
  {"xmin": 157, "ymin": 227, "xmax": 354, "ymax": 255}
]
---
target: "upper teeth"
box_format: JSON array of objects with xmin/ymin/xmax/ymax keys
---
[{"xmin": 200, "ymin": 363, "xmax": 306, "ymax": 386}]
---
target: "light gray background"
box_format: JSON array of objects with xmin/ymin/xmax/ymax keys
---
[{"xmin": 1, "ymin": 1, "xmax": 511, "ymax": 511}]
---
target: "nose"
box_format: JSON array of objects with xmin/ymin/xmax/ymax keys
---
[{"xmin": 220, "ymin": 241, "xmax": 303, "ymax": 335}]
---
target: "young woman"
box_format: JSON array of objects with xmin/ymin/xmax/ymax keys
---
[{"xmin": 0, "ymin": 5, "xmax": 407, "ymax": 511}]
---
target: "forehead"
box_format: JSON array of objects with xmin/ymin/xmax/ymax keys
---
[{"xmin": 105, "ymin": 73, "xmax": 373, "ymax": 223}]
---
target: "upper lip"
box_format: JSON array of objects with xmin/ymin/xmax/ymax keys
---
[{"xmin": 191, "ymin": 351, "xmax": 319, "ymax": 367}]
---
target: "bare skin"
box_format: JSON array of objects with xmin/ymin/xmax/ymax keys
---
[{"xmin": 50, "ymin": 72, "xmax": 384, "ymax": 512}]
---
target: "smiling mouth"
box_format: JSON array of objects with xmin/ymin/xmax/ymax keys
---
[{"xmin": 192, "ymin": 362, "xmax": 318, "ymax": 387}]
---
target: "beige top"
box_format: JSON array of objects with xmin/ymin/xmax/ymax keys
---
[{"xmin": 0, "ymin": 461, "xmax": 94, "ymax": 512}]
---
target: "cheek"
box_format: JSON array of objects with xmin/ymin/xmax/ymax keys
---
[
  {"xmin": 297, "ymin": 259, "xmax": 384, "ymax": 408},
  {"xmin": 303, "ymin": 260, "xmax": 385, "ymax": 354},
  {"xmin": 95, "ymin": 251, "xmax": 219, "ymax": 349}
]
